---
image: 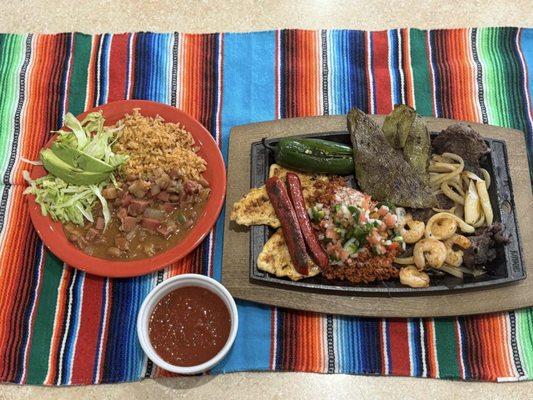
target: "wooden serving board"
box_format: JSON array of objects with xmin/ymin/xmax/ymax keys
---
[{"xmin": 221, "ymin": 115, "xmax": 533, "ymax": 317}]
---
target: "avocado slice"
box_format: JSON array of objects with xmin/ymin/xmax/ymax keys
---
[
  {"xmin": 51, "ymin": 142, "xmax": 115, "ymax": 173},
  {"xmin": 40, "ymin": 148, "xmax": 110, "ymax": 185}
]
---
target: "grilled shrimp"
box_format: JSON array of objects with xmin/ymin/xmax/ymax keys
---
[
  {"xmin": 445, "ymin": 248, "xmax": 464, "ymax": 267},
  {"xmin": 396, "ymin": 213, "xmax": 425, "ymax": 244},
  {"xmin": 399, "ymin": 265, "xmax": 430, "ymax": 288},
  {"xmin": 413, "ymin": 238, "xmax": 447, "ymax": 270},
  {"xmin": 445, "ymin": 234, "xmax": 471, "ymax": 249},
  {"xmin": 444, "ymin": 234, "xmax": 471, "ymax": 267},
  {"xmin": 426, "ymin": 215, "xmax": 457, "ymax": 240}
]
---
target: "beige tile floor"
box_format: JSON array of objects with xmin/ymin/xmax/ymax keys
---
[
  {"xmin": 2, "ymin": 1, "xmax": 533, "ymax": 398},
  {"xmin": 3, "ymin": 0, "xmax": 533, "ymax": 32}
]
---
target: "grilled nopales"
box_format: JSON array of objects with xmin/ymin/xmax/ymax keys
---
[
  {"xmin": 382, "ymin": 104, "xmax": 416, "ymax": 150},
  {"xmin": 347, "ymin": 108, "xmax": 436, "ymax": 208},
  {"xmin": 382, "ymin": 104, "xmax": 431, "ymax": 185}
]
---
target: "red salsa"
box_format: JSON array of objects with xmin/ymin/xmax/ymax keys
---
[{"xmin": 149, "ymin": 286, "xmax": 231, "ymax": 367}]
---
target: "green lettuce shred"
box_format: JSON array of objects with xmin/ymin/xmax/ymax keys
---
[
  {"xmin": 23, "ymin": 171, "xmax": 111, "ymax": 229},
  {"xmin": 55, "ymin": 111, "xmax": 128, "ymax": 167}
]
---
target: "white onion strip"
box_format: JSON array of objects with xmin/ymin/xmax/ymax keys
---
[
  {"xmin": 475, "ymin": 179, "xmax": 493, "ymax": 225},
  {"xmin": 441, "ymin": 181, "xmax": 465, "ymax": 205},
  {"xmin": 426, "ymin": 212, "xmax": 475, "ymax": 236},
  {"xmin": 394, "ymin": 256, "xmax": 414, "ymax": 265}
]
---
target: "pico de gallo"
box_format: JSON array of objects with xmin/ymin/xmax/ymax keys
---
[{"xmin": 309, "ymin": 186, "xmax": 404, "ymax": 266}]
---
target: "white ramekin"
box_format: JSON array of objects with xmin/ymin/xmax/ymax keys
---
[{"xmin": 136, "ymin": 274, "xmax": 238, "ymax": 374}]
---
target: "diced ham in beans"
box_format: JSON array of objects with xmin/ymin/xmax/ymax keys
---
[
  {"xmin": 125, "ymin": 229, "xmax": 136, "ymax": 241},
  {"xmin": 121, "ymin": 193, "xmax": 133, "ymax": 207},
  {"xmin": 141, "ymin": 218, "xmax": 161, "ymax": 232},
  {"xmin": 120, "ymin": 216, "xmax": 137, "ymax": 232},
  {"xmin": 184, "ymin": 180, "xmax": 202, "ymax": 195},
  {"xmin": 64, "ymin": 223, "xmax": 80, "ymax": 235},
  {"xmin": 155, "ymin": 175, "xmax": 171, "ymax": 190},
  {"xmin": 150, "ymin": 184, "xmax": 161, "ymax": 196},
  {"xmin": 118, "ymin": 207, "xmax": 128, "ymax": 219},
  {"xmin": 128, "ymin": 180, "xmax": 151, "ymax": 198},
  {"xmin": 102, "ymin": 187, "xmax": 118, "ymax": 200},
  {"xmin": 64, "ymin": 224, "xmax": 86, "ymax": 246},
  {"xmin": 127, "ymin": 199, "xmax": 151, "ymax": 216},
  {"xmin": 157, "ymin": 191, "xmax": 170, "ymax": 202},
  {"xmin": 95, "ymin": 217, "xmax": 105, "ymax": 230},
  {"xmin": 70, "ymin": 234, "xmax": 86, "ymax": 246}
]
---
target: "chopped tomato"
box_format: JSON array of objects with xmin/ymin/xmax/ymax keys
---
[
  {"xmin": 383, "ymin": 213, "xmax": 397, "ymax": 228},
  {"xmin": 325, "ymin": 228, "xmax": 339, "ymax": 241},
  {"xmin": 386, "ymin": 242, "xmax": 400, "ymax": 251},
  {"xmin": 361, "ymin": 195, "xmax": 371, "ymax": 210},
  {"xmin": 367, "ymin": 229, "xmax": 381, "ymax": 245},
  {"xmin": 378, "ymin": 205, "xmax": 389, "ymax": 216}
]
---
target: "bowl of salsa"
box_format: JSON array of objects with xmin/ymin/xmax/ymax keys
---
[{"xmin": 137, "ymin": 274, "xmax": 238, "ymax": 374}]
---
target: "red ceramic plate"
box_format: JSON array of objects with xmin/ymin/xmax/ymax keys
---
[{"xmin": 27, "ymin": 100, "xmax": 226, "ymax": 277}]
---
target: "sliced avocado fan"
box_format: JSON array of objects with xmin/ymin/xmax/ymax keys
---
[
  {"xmin": 40, "ymin": 149, "xmax": 110, "ymax": 185},
  {"xmin": 51, "ymin": 142, "xmax": 115, "ymax": 173}
]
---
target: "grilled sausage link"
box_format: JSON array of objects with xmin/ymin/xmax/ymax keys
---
[
  {"xmin": 286, "ymin": 173, "xmax": 329, "ymax": 268},
  {"xmin": 265, "ymin": 176, "xmax": 310, "ymax": 275}
]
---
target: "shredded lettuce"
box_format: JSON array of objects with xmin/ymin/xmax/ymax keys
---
[
  {"xmin": 59, "ymin": 113, "xmax": 89, "ymax": 150},
  {"xmin": 23, "ymin": 171, "xmax": 111, "ymax": 229},
  {"xmin": 75, "ymin": 203, "xmax": 94, "ymax": 223},
  {"xmin": 80, "ymin": 112, "xmax": 105, "ymax": 137},
  {"xmin": 82, "ymin": 127, "xmax": 128, "ymax": 167},
  {"xmin": 89, "ymin": 184, "xmax": 111, "ymax": 228},
  {"xmin": 54, "ymin": 111, "xmax": 128, "ymax": 168},
  {"xmin": 20, "ymin": 157, "xmax": 43, "ymax": 166},
  {"xmin": 83, "ymin": 130, "xmax": 113, "ymax": 160}
]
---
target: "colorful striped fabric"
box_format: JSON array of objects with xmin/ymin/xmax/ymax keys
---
[{"xmin": 0, "ymin": 28, "xmax": 532, "ymax": 385}]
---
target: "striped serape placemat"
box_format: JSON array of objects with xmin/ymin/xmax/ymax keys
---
[{"xmin": 0, "ymin": 28, "xmax": 532, "ymax": 384}]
